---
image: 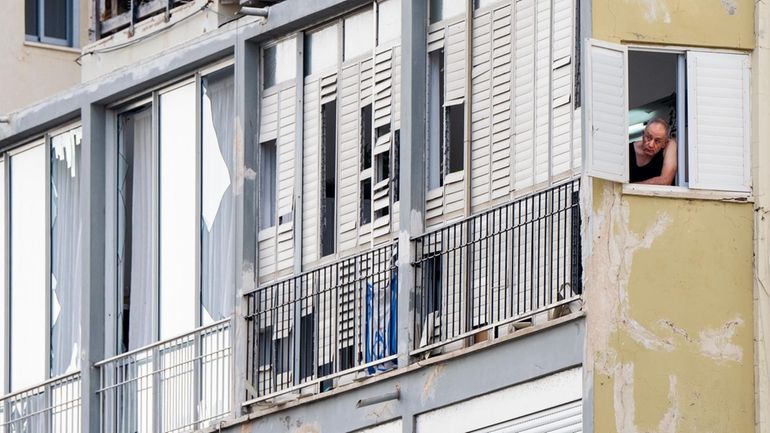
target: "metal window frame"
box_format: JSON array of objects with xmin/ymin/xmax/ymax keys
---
[
  {"xmin": 0, "ymin": 122, "xmax": 80, "ymax": 395},
  {"xmin": 109, "ymin": 60, "xmax": 236, "ymax": 357},
  {"xmin": 25, "ymin": 0, "xmax": 75, "ymax": 47}
]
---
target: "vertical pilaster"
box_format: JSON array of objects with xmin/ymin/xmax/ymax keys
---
[
  {"xmin": 233, "ymin": 35, "xmax": 260, "ymax": 414},
  {"xmin": 397, "ymin": 0, "xmax": 427, "ymax": 381},
  {"xmin": 80, "ymin": 104, "xmax": 106, "ymax": 433}
]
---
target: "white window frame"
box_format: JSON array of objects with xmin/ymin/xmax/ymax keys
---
[{"xmin": 585, "ymin": 39, "xmax": 752, "ymax": 195}]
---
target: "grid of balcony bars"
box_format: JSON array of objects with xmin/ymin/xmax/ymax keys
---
[
  {"xmin": 96, "ymin": 0, "xmax": 179, "ymax": 37},
  {"xmin": 96, "ymin": 319, "xmax": 232, "ymax": 433},
  {"xmin": 413, "ymin": 179, "xmax": 582, "ymax": 353},
  {"xmin": 245, "ymin": 242, "xmax": 398, "ymax": 403},
  {"xmin": 0, "ymin": 372, "xmax": 81, "ymax": 433}
]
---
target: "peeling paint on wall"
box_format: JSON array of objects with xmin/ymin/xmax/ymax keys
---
[
  {"xmin": 627, "ymin": 0, "xmax": 671, "ymax": 24},
  {"xmin": 721, "ymin": 0, "xmax": 737, "ymax": 16},
  {"xmin": 586, "ymin": 180, "xmax": 754, "ymax": 433}
]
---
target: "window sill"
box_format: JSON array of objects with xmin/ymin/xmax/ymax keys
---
[
  {"xmin": 621, "ymin": 183, "xmax": 753, "ymax": 203},
  {"xmin": 23, "ymin": 41, "xmax": 80, "ymax": 54}
]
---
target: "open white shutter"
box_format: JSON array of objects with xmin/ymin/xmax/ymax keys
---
[
  {"xmin": 687, "ymin": 52, "xmax": 750, "ymax": 192},
  {"xmin": 585, "ymin": 39, "xmax": 628, "ymax": 183}
]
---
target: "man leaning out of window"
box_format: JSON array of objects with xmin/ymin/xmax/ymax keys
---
[{"xmin": 629, "ymin": 118, "xmax": 677, "ymax": 185}]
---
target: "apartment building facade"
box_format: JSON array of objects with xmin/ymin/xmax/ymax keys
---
[{"xmin": 0, "ymin": 0, "xmax": 765, "ymax": 432}]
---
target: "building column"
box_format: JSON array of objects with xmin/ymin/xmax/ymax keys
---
[
  {"xmin": 233, "ymin": 35, "xmax": 260, "ymax": 414},
  {"xmin": 397, "ymin": 0, "xmax": 427, "ymax": 381},
  {"xmin": 80, "ymin": 104, "xmax": 106, "ymax": 433}
]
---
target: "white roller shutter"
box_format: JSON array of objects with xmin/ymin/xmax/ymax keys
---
[
  {"xmin": 585, "ymin": 39, "xmax": 628, "ymax": 183},
  {"xmin": 479, "ymin": 400, "xmax": 582, "ymax": 433},
  {"xmin": 687, "ymin": 51, "xmax": 750, "ymax": 192}
]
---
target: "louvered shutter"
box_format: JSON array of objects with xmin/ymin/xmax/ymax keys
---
[
  {"xmin": 687, "ymin": 51, "xmax": 750, "ymax": 192},
  {"xmin": 276, "ymin": 84, "xmax": 296, "ymax": 274},
  {"xmin": 585, "ymin": 39, "xmax": 628, "ymax": 183},
  {"xmin": 338, "ymin": 63, "xmax": 361, "ymax": 252},
  {"xmin": 303, "ymin": 78, "xmax": 320, "ymax": 265}
]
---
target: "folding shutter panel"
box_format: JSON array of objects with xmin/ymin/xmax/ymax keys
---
[
  {"xmin": 277, "ymin": 85, "xmax": 296, "ymax": 274},
  {"xmin": 303, "ymin": 79, "xmax": 320, "ymax": 265},
  {"xmin": 687, "ymin": 51, "xmax": 750, "ymax": 192},
  {"xmin": 338, "ymin": 63, "xmax": 361, "ymax": 252},
  {"xmin": 585, "ymin": 39, "xmax": 628, "ymax": 183}
]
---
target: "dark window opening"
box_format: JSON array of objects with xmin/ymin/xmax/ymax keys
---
[
  {"xmin": 376, "ymin": 151, "xmax": 390, "ymax": 183},
  {"xmin": 361, "ymin": 104, "xmax": 373, "ymax": 171},
  {"xmin": 257, "ymin": 326, "xmax": 273, "ymax": 368},
  {"xmin": 299, "ymin": 314, "xmax": 314, "ymax": 380},
  {"xmin": 274, "ymin": 334, "xmax": 291, "ymax": 374},
  {"xmin": 427, "ymin": 49, "xmax": 445, "ymax": 189},
  {"xmin": 375, "ymin": 123, "xmax": 391, "ymax": 138},
  {"xmin": 338, "ymin": 346, "xmax": 355, "ymax": 371},
  {"xmin": 360, "ymin": 179, "xmax": 372, "ymax": 225},
  {"xmin": 446, "ymin": 103, "xmax": 464, "ymax": 174},
  {"xmin": 426, "ymin": 255, "xmax": 442, "ymax": 314},
  {"xmin": 627, "ymin": 50, "xmax": 682, "ymax": 185},
  {"xmin": 374, "ymin": 206, "xmax": 389, "ymax": 219},
  {"xmin": 393, "ymin": 130, "xmax": 400, "ymax": 202},
  {"xmin": 259, "ymin": 140, "xmax": 277, "ymax": 230},
  {"xmin": 321, "ymin": 100, "xmax": 337, "ymax": 257}
]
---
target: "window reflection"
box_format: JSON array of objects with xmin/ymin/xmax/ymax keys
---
[
  {"xmin": 159, "ymin": 83, "xmax": 197, "ymax": 339},
  {"xmin": 10, "ymin": 144, "xmax": 46, "ymax": 391}
]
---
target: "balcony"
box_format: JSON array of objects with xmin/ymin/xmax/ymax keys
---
[
  {"xmin": 96, "ymin": 319, "xmax": 232, "ymax": 433},
  {"xmin": 244, "ymin": 242, "xmax": 399, "ymax": 404},
  {"xmin": 95, "ymin": 0, "xmax": 183, "ymax": 37},
  {"xmin": 0, "ymin": 372, "xmax": 81, "ymax": 433},
  {"xmin": 413, "ymin": 179, "xmax": 582, "ymax": 354}
]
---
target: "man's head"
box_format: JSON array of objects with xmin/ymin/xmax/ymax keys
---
[{"xmin": 641, "ymin": 118, "xmax": 670, "ymax": 157}]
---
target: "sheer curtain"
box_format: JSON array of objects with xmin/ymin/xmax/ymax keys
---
[
  {"xmin": 50, "ymin": 127, "xmax": 83, "ymax": 376},
  {"xmin": 118, "ymin": 107, "xmax": 153, "ymax": 351},
  {"xmin": 202, "ymin": 68, "xmax": 236, "ymax": 323}
]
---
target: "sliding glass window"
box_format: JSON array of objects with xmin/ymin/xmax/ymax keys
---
[{"xmin": 10, "ymin": 143, "xmax": 46, "ymax": 391}]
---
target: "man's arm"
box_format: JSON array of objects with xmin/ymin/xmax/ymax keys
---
[{"xmin": 638, "ymin": 139, "xmax": 678, "ymax": 185}]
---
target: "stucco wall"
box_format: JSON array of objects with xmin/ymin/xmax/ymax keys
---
[
  {"xmin": 585, "ymin": 180, "xmax": 755, "ymax": 432},
  {"xmin": 592, "ymin": 0, "xmax": 754, "ymax": 49},
  {"xmin": 0, "ymin": 0, "xmax": 88, "ymax": 115}
]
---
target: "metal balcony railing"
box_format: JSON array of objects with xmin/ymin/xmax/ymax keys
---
[
  {"xmin": 244, "ymin": 243, "xmax": 398, "ymax": 404},
  {"xmin": 96, "ymin": 319, "xmax": 232, "ymax": 433},
  {"xmin": 413, "ymin": 179, "xmax": 582, "ymax": 354},
  {"xmin": 0, "ymin": 372, "xmax": 81, "ymax": 433}
]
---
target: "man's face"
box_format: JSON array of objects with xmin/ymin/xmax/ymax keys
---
[{"xmin": 642, "ymin": 123, "xmax": 668, "ymax": 156}]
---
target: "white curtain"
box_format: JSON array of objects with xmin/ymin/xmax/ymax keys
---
[
  {"xmin": 118, "ymin": 107, "xmax": 154, "ymax": 351},
  {"xmin": 50, "ymin": 127, "xmax": 84, "ymax": 376},
  {"xmin": 202, "ymin": 68, "xmax": 236, "ymax": 323}
]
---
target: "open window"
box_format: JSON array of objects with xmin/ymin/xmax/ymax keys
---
[{"xmin": 586, "ymin": 39, "xmax": 750, "ymax": 193}]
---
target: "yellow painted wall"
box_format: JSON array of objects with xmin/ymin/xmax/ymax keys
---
[
  {"xmin": 592, "ymin": 0, "xmax": 754, "ymax": 49},
  {"xmin": 585, "ymin": 180, "xmax": 754, "ymax": 432}
]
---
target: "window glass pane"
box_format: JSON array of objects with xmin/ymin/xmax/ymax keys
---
[
  {"xmin": 264, "ymin": 38, "xmax": 297, "ymax": 88},
  {"xmin": 377, "ymin": 0, "xmax": 401, "ymax": 45},
  {"xmin": 430, "ymin": 0, "xmax": 464, "ymax": 23},
  {"xmin": 10, "ymin": 144, "xmax": 46, "ymax": 391},
  {"xmin": 305, "ymin": 25, "xmax": 338, "ymax": 76},
  {"xmin": 159, "ymin": 83, "xmax": 197, "ymax": 339},
  {"xmin": 118, "ymin": 106, "xmax": 153, "ymax": 352},
  {"xmin": 50, "ymin": 127, "xmax": 83, "ymax": 376},
  {"xmin": 202, "ymin": 67, "xmax": 236, "ymax": 324},
  {"xmin": 344, "ymin": 9, "xmax": 373, "ymax": 61},
  {"xmin": 44, "ymin": 0, "xmax": 68, "ymax": 40},
  {"xmin": 25, "ymin": 0, "xmax": 38, "ymax": 37},
  {"xmin": 259, "ymin": 141, "xmax": 277, "ymax": 230}
]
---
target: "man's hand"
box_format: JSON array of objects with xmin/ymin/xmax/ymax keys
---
[{"xmin": 637, "ymin": 138, "xmax": 678, "ymax": 186}]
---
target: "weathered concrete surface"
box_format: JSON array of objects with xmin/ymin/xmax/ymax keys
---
[
  {"xmin": 585, "ymin": 180, "xmax": 754, "ymax": 433},
  {"xmin": 593, "ymin": 0, "xmax": 754, "ymax": 49}
]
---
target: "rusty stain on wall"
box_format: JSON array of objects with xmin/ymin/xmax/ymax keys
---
[{"xmin": 421, "ymin": 363, "xmax": 445, "ymax": 404}]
